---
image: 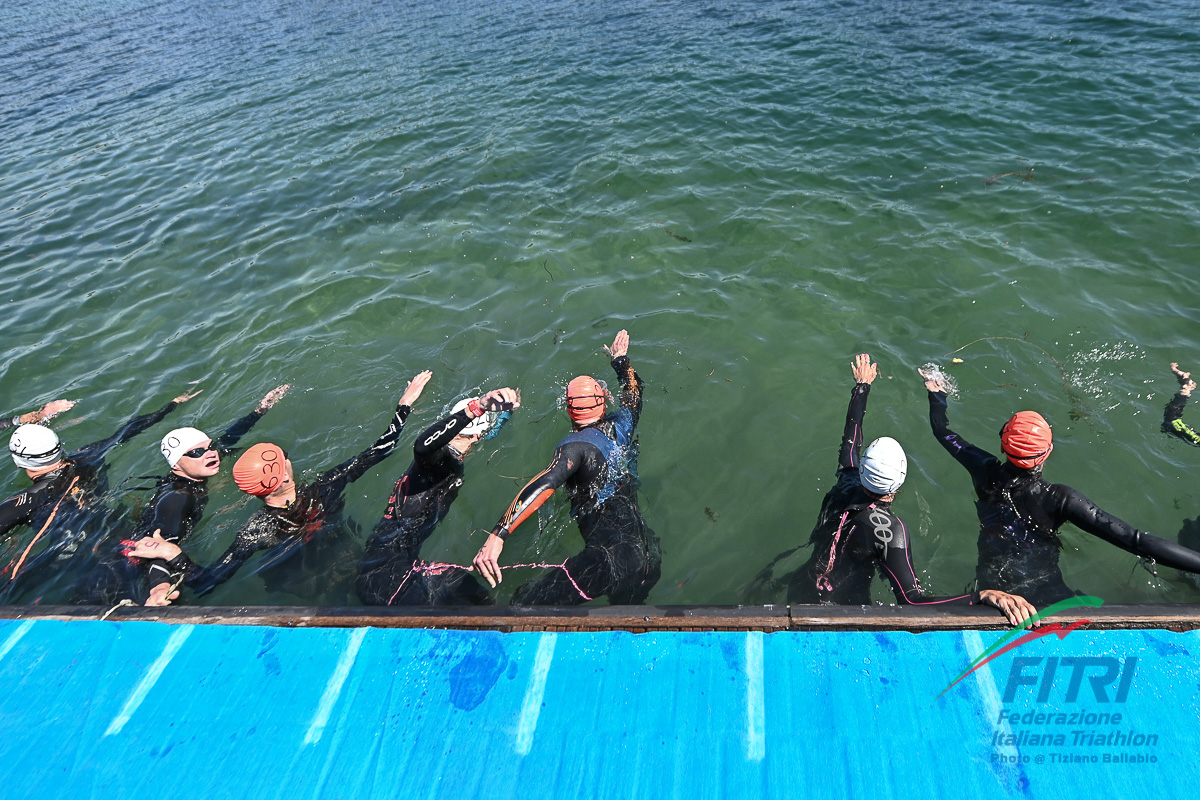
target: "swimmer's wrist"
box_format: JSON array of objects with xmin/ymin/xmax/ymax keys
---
[
  {"xmin": 492, "ymin": 526, "xmax": 510, "ymax": 541},
  {"xmin": 165, "ymin": 551, "xmax": 192, "ymax": 571}
]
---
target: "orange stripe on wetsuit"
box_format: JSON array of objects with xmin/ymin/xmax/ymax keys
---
[{"xmin": 492, "ymin": 451, "xmax": 572, "ymax": 538}]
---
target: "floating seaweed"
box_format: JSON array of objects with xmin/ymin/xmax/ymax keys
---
[{"xmin": 983, "ymin": 167, "xmax": 1038, "ymax": 186}]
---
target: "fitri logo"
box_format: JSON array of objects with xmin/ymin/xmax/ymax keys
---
[{"xmin": 1003, "ymin": 656, "xmax": 1137, "ymax": 704}]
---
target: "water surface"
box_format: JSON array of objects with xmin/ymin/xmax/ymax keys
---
[{"xmin": 2, "ymin": 0, "xmax": 1197, "ymax": 605}]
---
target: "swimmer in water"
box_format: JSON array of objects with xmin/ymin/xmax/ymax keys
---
[
  {"xmin": 356, "ymin": 385, "xmax": 520, "ymax": 606},
  {"xmin": 0, "ymin": 399, "xmax": 76, "ymax": 432},
  {"xmin": 473, "ymin": 329, "xmax": 661, "ymax": 605},
  {"xmin": 1162, "ymin": 364, "xmax": 1200, "ymax": 572},
  {"xmin": 921, "ymin": 364, "xmax": 1200, "ymax": 604},
  {"xmin": 79, "ymin": 384, "xmax": 290, "ymax": 607},
  {"xmin": 1, "ymin": 390, "xmax": 200, "ymax": 602},
  {"xmin": 1163, "ymin": 363, "xmax": 1199, "ymax": 446},
  {"xmin": 778, "ymin": 354, "xmax": 1035, "ymax": 625},
  {"xmin": 127, "ymin": 373, "xmax": 431, "ymax": 599}
]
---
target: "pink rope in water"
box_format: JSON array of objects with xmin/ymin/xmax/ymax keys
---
[
  {"xmin": 814, "ymin": 511, "xmax": 850, "ymax": 594},
  {"xmin": 814, "ymin": 502, "xmax": 875, "ymax": 594},
  {"xmin": 386, "ymin": 559, "xmax": 593, "ymax": 605}
]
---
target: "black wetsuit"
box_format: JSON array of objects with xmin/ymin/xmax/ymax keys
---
[
  {"xmin": 788, "ymin": 383, "xmax": 983, "ymax": 607},
  {"xmin": 1162, "ymin": 391, "xmax": 1200, "ymax": 565},
  {"xmin": 73, "ymin": 408, "xmax": 267, "ymax": 605},
  {"xmin": 490, "ymin": 356, "xmax": 661, "ymax": 606},
  {"xmin": 0, "ymin": 399, "xmax": 181, "ymax": 602},
  {"xmin": 928, "ymin": 390, "xmax": 1200, "ymax": 604},
  {"xmin": 1163, "ymin": 391, "xmax": 1199, "ymax": 446},
  {"xmin": 0, "ymin": 413, "xmax": 29, "ymax": 432},
  {"xmin": 356, "ymin": 408, "xmax": 494, "ymax": 606},
  {"xmin": 168, "ymin": 401, "xmax": 411, "ymax": 597}
]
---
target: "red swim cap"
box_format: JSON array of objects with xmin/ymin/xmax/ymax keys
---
[
  {"xmin": 1000, "ymin": 411, "xmax": 1053, "ymax": 469},
  {"xmin": 232, "ymin": 443, "xmax": 288, "ymax": 496},
  {"xmin": 566, "ymin": 376, "xmax": 607, "ymax": 425}
]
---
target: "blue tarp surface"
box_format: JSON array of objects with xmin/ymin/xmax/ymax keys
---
[{"xmin": 0, "ymin": 620, "xmax": 1193, "ymax": 798}]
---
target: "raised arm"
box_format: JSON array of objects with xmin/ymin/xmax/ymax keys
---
[
  {"xmin": 0, "ymin": 399, "xmax": 76, "ymax": 432},
  {"xmin": 214, "ymin": 384, "xmax": 292, "ymax": 450},
  {"xmin": 920, "ymin": 367, "xmax": 997, "ymax": 476},
  {"xmin": 75, "ymin": 390, "xmax": 200, "ymax": 461},
  {"xmin": 314, "ymin": 371, "xmax": 431, "ymax": 492},
  {"xmin": 414, "ymin": 388, "xmax": 519, "ymax": 459},
  {"xmin": 606, "ymin": 330, "xmax": 643, "ymax": 431},
  {"xmin": 839, "ymin": 354, "xmax": 876, "ymax": 471},
  {"xmin": 1163, "ymin": 363, "xmax": 1199, "ymax": 446}
]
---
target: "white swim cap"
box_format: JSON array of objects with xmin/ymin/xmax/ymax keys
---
[
  {"xmin": 452, "ymin": 398, "xmax": 498, "ymax": 438},
  {"xmin": 9, "ymin": 424, "xmax": 63, "ymax": 469},
  {"xmin": 161, "ymin": 427, "xmax": 210, "ymax": 467},
  {"xmin": 859, "ymin": 436, "xmax": 907, "ymax": 496}
]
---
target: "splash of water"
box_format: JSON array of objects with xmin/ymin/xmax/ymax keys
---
[{"xmin": 919, "ymin": 362, "xmax": 960, "ymax": 399}]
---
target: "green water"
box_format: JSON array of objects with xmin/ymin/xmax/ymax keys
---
[{"xmin": 1, "ymin": 0, "xmax": 1197, "ymax": 605}]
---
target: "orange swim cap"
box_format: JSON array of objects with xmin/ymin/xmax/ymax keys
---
[
  {"xmin": 1000, "ymin": 411, "xmax": 1054, "ymax": 469},
  {"xmin": 232, "ymin": 443, "xmax": 288, "ymax": 496},
  {"xmin": 566, "ymin": 376, "xmax": 608, "ymax": 425}
]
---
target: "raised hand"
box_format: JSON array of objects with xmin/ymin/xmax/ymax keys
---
[
  {"xmin": 851, "ymin": 353, "xmax": 878, "ymax": 385},
  {"xmin": 481, "ymin": 387, "xmax": 521, "ymax": 413},
  {"xmin": 256, "ymin": 384, "xmax": 291, "ymax": 413},
  {"xmin": 23, "ymin": 399, "xmax": 75, "ymax": 424},
  {"xmin": 1170, "ymin": 363, "xmax": 1196, "ymax": 396},
  {"xmin": 918, "ymin": 365, "xmax": 949, "ymax": 393},
  {"xmin": 604, "ymin": 329, "xmax": 630, "ymax": 359},
  {"xmin": 399, "ymin": 370, "xmax": 433, "ymax": 407}
]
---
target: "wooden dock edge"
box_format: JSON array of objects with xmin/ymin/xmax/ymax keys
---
[{"xmin": 2, "ymin": 603, "xmax": 1199, "ymax": 632}]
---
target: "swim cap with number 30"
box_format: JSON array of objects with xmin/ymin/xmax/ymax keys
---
[{"xmin": 232, "ymin": 443, "xmax": 288, "ymax": 496}]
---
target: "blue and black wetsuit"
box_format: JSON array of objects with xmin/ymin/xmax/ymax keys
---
[
  {"xmin": 928, "ymin": 390, "xmax": 1200, "ymax": 604},
  {"xmin": 788, "ymin": 382, "xmax": 985, "ymax": 607},
  {"xmin": 0, "ymin": 398, "xmax": 182, "ymax": 602},
  {"xmin": 489, "ymin": 356, "xmax": 661, "ymax": 606},
  {"xmin": 72, "ymin": 407, "xmax": 268, "ymax": 605},
  {"xmin": 1163, "ymin": 391, "xmax": 1199, "ymax": 447},
  {"xmin": 166, "ymin": 401, "xmax": 411, "ymax": 598},
  {"xmin": 356, "ymin": 408, "xmax": 502, "ymax": 606}
]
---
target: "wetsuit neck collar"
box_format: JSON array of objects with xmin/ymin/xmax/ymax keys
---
[
  {"xmin": 265, "ymin": 487, "xmax": 298, "ymax": 509},
  {"xmin": 1002, "ymin": 460, "xmax": 1041, "ymax": 479},
  {"xmin": 27, "ymin": 461, "xmax": 69, "ymax": 482}
]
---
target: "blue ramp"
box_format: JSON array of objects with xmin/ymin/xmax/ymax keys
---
[{"xmin": 0, "ymin": 620, "xmax": 1191, "ymax": 798}]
